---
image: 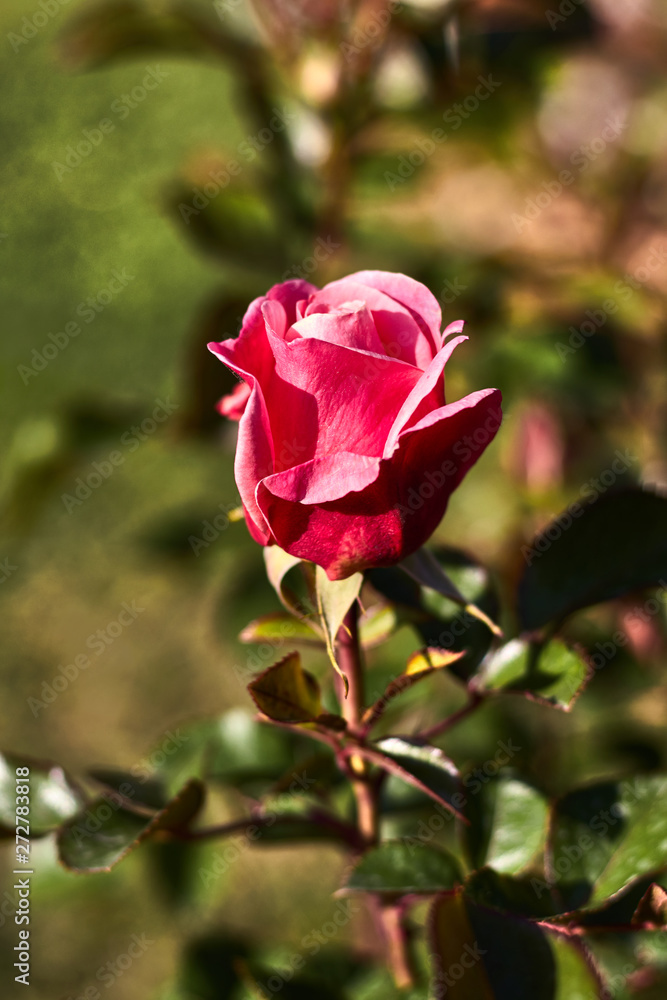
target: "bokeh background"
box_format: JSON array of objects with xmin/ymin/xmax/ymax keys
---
[{"xmin": 1, "ymin": 0, "xmax": 667, "ymax": 997}]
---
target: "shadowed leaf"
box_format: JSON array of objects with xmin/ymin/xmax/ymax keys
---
[{"xmin": 518, "ymin": 489, "xmax": 667, "ymax": 631}]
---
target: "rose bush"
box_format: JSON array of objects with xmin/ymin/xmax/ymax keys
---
[{"xmin": 209, "ymin": 271, "xmax": 502, "ymax": 579}]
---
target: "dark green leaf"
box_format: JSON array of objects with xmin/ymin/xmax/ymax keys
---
[
  {"xmin": 248, "ymin": 652, "xmax": 324, "ymax": 723},
  {"xmin": 464, "ymin": 773, "xmax": 549, "ymax": 875},
  {"xmin": 465, "ymin": 868, "xmax": 557, "ymax": 920},
  {"xmin": 471, "ymin": 639, "xmax": 590, "ymax": 710},
  {"xmin": 401, "ymin": 548, "xmax": 502, "ymax": 636},
  {"xmin": 548, "ymin": 776, "xmax": 667, "ymax": 911},
  {"xmin": 367, "ymin": 548, "xmax": 500, "ymax": 683},
  {"xmin": 518, "ymin": 489, "xmax": 667, "ymax": 631},
  {"xmin": 343, "ymin": 841, "xmax": 462, "ymax": 895},
  {"xmin": 429, "ymin": 888, "xmax": 604, "ymax": 999},
  {"xmin": 88, "ymin": 767, "xmax": 167, "ymax": 811},
  {"xmin": 57, "ymin": 779, "xmax": 204, "ymax": 872},
  {"xmin": 373, "ymin": 737, "xmax": 463, "ymax": 819},
  {"xmin": 0, "ymin": 752, "xmax": 82, "ymax": 837}
]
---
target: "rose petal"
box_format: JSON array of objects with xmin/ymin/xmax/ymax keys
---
[
  {"xmin": 260, "ymin": 452, "xmax": 382, "ymax": 505},
  {"xmin": 217, "ymin": 380, "xmax": 251, "ymax": 421},
  {"xmin": 290, "ymin": 302, "xmax": 385, "ymax": 354},
  {"xmin": 258, "ymin": 388, "xmax": 502, "ymax": 579},
  {"xmin": 310, "ymin": 279, "xmax": 435, "ymax": 368},
  {"xmin": 383, "ymin": 326, "xmax": 466, "ymax": 457},
  {"xmin": 346, "ymin": 270, "xmax": 442, "ymax": 352},
  {"xmin": 265, "ymin": 333, "xmax": 421, "ymax": 465}
]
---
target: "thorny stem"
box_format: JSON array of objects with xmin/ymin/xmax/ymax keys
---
[{"xmin": 336, "ymin": 603, "xmax": 416, "ymax": 990}]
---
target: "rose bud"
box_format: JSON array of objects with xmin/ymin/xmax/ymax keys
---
[{"xmin": 209, "ymin": 271, "xmax": 502, "ymax": 579}]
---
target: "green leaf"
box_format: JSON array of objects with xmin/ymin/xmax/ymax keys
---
[
  {"xmin": 465, "ymin": 869, "xmax": 557, "ymax": 920},
  {"xmin": 358, "ymin": 603, "xmax": 399, "ymax": 648},
  {"xmin": 429, "ymin": 888, "xmax": 604, "ymax": 999},
  {"xmin": 548, "ymin": 776, "xmax": 667, "ymax": 911},
  {"xmin": 343, "ymin": 841, "xmax": 462, "ymax": 895},
  {"xmin": 464, "ymin": 774, "xmax": 550, "ymax": 875},
  {"xmin": 0, "ymin": 752, "xmax": 82, "ymax": 837},
  {"xmin": 582, "ymin": 929, "xmax": 667, "ymax": 1000},
  {"xmin": 471, "ymin": 639, "xmax": 590, "ymax": 710},
  {"xmin": 315, "ymin": 566, "xmax": 363, "ymax": 693},
  {"xmin": 247, "ymin": 652, "xmax": 323, "ymax": 724},
  {"xmin": 401, "ymin": 547, "xmax": 502, "ymax": 636},
  {"xmin": 368, "ymin": 549, "xmax": 500, "ymax": 683},
  {"xmin": 203, "ymin": 709, "xmax": 315, "ymax": 795},
  {"xmin": 88, "ymin": 767, "xmax": 167, "ymax": 811},
  {"xmin": 58, "ymin": 779, "xmax": 205, "ymax": 873},
  {"xmin": 372, "ymin": 737, "xmax": 463, "ymax": 819},
  {"xmin": 240, "ymin": 613, "xmax": 323, "ymax": 646},
  {"xmin": 264, "ymin": 546, "xmax": 311, "ymax": 618},
  {"xmin": 518, "ymin": 488, "xmax": 667, "ymax": 631}
]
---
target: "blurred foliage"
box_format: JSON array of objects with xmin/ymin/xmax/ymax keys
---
[{"xmin": 1, "ymin": 0, "xmax": 667, "ymax": 997}]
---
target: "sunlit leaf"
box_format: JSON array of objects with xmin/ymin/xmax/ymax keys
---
[
  {"xmin": 0, "ymin": 752, "xmax": 82, "ymax": 837},
  {"xmin": 471, "ymin": 639, "xmax": 590, "ymax": 710},
  {"xmin": 240, "ymin": 613, "xmax": 323, "ymax": 646},
  {"xmin": 248, "ymin": 652, "xmax": 323, "ymax": 724},
  {"xmin": 464, "ymin": 773, "xmax": 549, "ymax": 875}
]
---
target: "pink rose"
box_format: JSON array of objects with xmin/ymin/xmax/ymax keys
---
[{"xmin": 209, "ymin": 271, "xmax": 502, "ymax": 580}]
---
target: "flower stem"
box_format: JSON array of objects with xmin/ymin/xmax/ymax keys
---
[
  {"xmin": 336, "ymin": 604, "xmax": 378, "ymax": 846},
  {"xmin": 336, "ymin": 603, "xmax": 415, "ymax": 990}
]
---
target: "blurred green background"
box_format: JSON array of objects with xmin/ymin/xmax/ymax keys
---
[{"xmin": 1, "ymin": 0, "xmax": 666, "ymax": 996}]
